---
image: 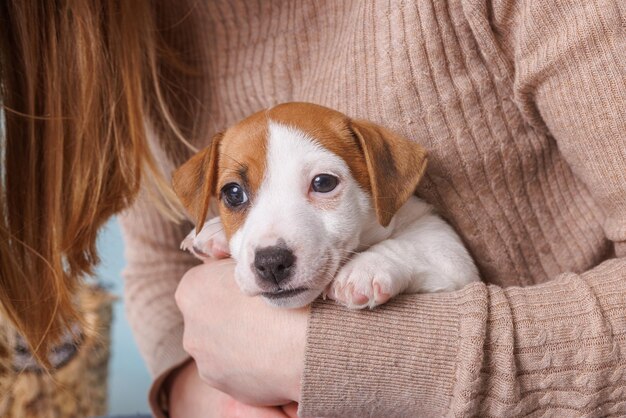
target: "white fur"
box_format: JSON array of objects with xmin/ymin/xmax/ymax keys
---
[
  {"xmin": 184, "ymin": 122, "xmax": 479, "ymax": 308},
  {"xmin": 181, "ymin": 216, "xmax": 229, "ymax": 260}
]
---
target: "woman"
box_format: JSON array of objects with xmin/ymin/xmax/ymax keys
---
[{"xmin": 1, "ymin": 1, "xmax": 625, "ymax": 417}]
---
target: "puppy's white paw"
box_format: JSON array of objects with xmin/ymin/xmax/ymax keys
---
[
  {"xmin": 328, "ymin": 251, "xmax": 406, "ymax": 309},
  {"xmin": 181, "ymin": 217, "xmax": 230, "ymax": 261}
]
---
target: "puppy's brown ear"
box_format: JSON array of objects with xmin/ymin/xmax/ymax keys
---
[
  {"xmin": 350, "ymin": 120, "xmax": 428, "ymax": 227},
  {"xmin": 172, "ymin": 133, "xmax": 224, "ymax": 232}
]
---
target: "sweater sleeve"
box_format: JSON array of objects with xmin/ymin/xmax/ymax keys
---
[
  {"xmin": 118, "ymin": 171, "xmax": 198, "ymax": 416},
  {"xmin": 299, "ymin": 1, "xmax": 626, "ymax": 416}
]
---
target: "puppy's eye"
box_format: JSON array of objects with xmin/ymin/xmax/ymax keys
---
[
  {"xmin": 221, "ymin": 183, "xmax": 248, "ymax": 208},
  {"xmin": 311, "ymin": 174, "xmax": 338, "ymax": 193}
]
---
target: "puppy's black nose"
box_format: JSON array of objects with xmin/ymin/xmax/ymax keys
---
[{"xmin": 254, "ymin": 246, "xmax": 295, "ymax": 285}]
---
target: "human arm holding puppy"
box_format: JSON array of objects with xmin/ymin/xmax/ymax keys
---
[{"xmin": 118, "ymin": 193, "xmax": 303, "ymax": 418}]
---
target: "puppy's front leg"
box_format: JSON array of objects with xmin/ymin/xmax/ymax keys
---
[
  {"xmin": 330, "ymin": 197, "xmax": 479, "ymax": 309},
  {"xmin": 181, "ymin": 217, "xmax": 230, "ymax": 261}
]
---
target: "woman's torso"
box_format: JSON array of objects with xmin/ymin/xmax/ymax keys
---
[{"xmin": 158, "ymin": 0, "xmax": 610, "ymax": 287}]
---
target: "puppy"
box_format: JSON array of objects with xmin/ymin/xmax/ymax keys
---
[{"xmin": 172, "ymin": 102, "xmax": 479, "ymax": 309}]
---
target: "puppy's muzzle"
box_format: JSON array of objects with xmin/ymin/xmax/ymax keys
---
[{"xmin": 253, "ymin": 246, "xmax": 296, "ymax": 287}]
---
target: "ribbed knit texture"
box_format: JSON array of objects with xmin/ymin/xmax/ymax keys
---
[{"xmin": 118, "ymin": 0, "xmax": 626, "ymax": 416}]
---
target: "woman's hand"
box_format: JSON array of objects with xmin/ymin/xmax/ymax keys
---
[
  {"xmin": 167, "ymin": 360, "xmax": 299, "ymax": 418},
  {"xmin": 175, "ymin": 259, "xmax": 309, "ymax": 406}
]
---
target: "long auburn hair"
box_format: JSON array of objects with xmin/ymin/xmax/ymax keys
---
[{"xmin": 0, "ymin": 1, "xmax": 195, "ymax": 362}]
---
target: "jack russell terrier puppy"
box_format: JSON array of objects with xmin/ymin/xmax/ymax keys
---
[{"xmin": 172, "ymin": 102, "xmax": 479, "ymax": 309}]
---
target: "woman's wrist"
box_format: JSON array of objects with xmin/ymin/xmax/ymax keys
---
[
  {"xmin": 164, "ymin": 359, "xmax": 190, "ymax": 393},
  {"xmin": 162, "ymin": 360, "xmax": 196, "ymax": 416},
  {"xmin": 165, "ymin": 357, "xmax": 301, "ymax": 418},
  {"xmin": 165, "ymin": 360, "xmax": 226, "ymax": 418}
]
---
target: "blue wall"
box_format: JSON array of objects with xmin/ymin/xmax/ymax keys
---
[{"xmin": 95, "ymin": 218, "xmax": 151, "ymax": 415}]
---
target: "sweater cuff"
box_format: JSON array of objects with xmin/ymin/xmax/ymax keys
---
[
  {"xmin": 146, "ymin": 325, "xmax": 190, "ymax": 418},
  {"xmin": 299, "ymin": 287, "xmax": 475, "ymax": 417}
]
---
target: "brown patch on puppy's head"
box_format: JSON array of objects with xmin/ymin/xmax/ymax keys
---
[
  {"xmin": 172, "ymin": 102, "xmax": 428, "ymax": 237},
  {"xmin": 266, "ymin": 103, "xmax": 372, "ymax": 195},
  {"xmin": 267, "ymin": 102, "xmax": 428, "ymax": 227},
  {"xmin": 172, "ymin": 111, "xmax": 269, "ymax": 238},
  {"xmin": 215, "ymin": 112, "xmax": 269, "ymax": 238}
]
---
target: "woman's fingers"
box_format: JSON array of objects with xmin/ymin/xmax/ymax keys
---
[{"xmin": 175, "ymin": 259, "xmax": 309, "ymax": 405}]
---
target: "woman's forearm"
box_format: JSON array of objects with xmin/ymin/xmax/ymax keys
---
[{"xmin": 300, "ymin": 258, "xmax": 626, "ymax": 416}]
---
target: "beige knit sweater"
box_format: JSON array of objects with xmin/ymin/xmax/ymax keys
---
[{"xmin": 119, "ymin": 0, "xmax": 626, "ymax": 416}]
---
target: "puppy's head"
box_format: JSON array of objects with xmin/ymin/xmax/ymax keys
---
[{"xmin": 173, "ymin": 103, "xmax": 427, "ymax": 307}]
